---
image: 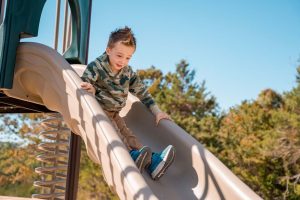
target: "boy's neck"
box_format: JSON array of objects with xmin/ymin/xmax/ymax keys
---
[
  {"xmin": 108, "ymin": 61, "xmax": 120, "ymax": 74},
  {"xmin": 111, "ymin": 68, "xmax": 119, "ymax": 75}
]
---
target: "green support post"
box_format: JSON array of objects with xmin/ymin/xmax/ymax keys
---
[
  {"xmin": 0, "ymin": 0, "xmax": 46, "ymax": 89},
  {"xmin": 63, "ymin": 0, "xmax": 92, "ymax": 64}
]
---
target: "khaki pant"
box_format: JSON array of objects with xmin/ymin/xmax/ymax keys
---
[{"xmin": 105, "ymin": 110, "xmax": 143, "ymax": 150}]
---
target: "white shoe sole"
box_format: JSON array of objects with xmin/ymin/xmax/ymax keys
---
[{"xmin": 151, "ymin": 146, "xmax": 175, "ymax": 180}]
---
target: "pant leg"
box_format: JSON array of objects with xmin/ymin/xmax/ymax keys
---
[{"xmin": 105, "ymin": 110, "xmax": 143, "ymax": 150}]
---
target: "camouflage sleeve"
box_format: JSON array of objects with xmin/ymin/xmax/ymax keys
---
[
  {"xmin": 129, "ymin": 68, "xmax": 155, "ymax": 108},
  {"xmin": 81, "ymin": 61, "xmax": 99, "ymax": 84},
  {"xmin": 81, "ymin": 62, "xmax": 102, "ymax": 95}
]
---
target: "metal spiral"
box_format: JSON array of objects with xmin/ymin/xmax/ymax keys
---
[{"xmin": 32, "ymin": 113, "xmax": 71, "ymax": 200}]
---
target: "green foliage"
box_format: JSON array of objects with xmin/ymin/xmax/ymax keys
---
[
  {"xmin": 0, "ymin": 142, "xmax": 39, "ymax": 197},
  {"xmin": 0, "ymin": 183, "xmax": 37, "ymax": 196},
  {"xmin": 215, "ymin": 91, "xmax": 300, "ymax": 199},
  {"xmin": 296, "ymin": 66, "xmax": 300, "ymax": 84},
  {"xmin": 0, "ymin": 113, "xmax": 44, "ymax": 145},
  {"xmin": 139, "ymin": 60, "xmax": 219, "ymax": 136},
  {"xmin": 284, "ymin": 66, "xmax": 300, "ymax": 115},
  {"xmin": 0, "ymin": 114, "xmax": 44, "ymax": 197},
  {"xmin": 257, "ymin": 89, "xmax": 284, "ymax": 109}
]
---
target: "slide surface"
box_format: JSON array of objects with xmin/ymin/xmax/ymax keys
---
[{"xmin": 4, "ymin": 42, "xmax": 262, "ymax": 200}]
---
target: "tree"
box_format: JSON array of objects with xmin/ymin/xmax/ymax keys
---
[
  {"xmin": 138, "ymin": 63, "xmax": 300, "ymax": 199},
  {"xmin": 140, "ymin": 61, "xmax": 218, "ymax": 124},
  {"xmin": 257, "ymin": 89, "xmax": 284, "ymax": 110},
  {"xmin": 0, "ymin": 142, "xmax": 39, "ymax": 196},
  {"xmin": 0, "ymin": 113, "xmax": 45, "ymax": 197},
  {"xmin": 138, "ymin": 61, "xmax": 222, "ymax": 153},
  {"xmin": 217, "ymin": 89, "xmax": 300, "ymax": 199}
]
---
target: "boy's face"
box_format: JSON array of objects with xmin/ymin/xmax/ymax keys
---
[{"xmin": 106, "ymin": 41, "xmax": 135, "ymax": 73}]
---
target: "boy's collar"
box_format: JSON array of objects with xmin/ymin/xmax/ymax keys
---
[{"xmin": 98, "ymin": 52, "xmax": 115, "ymax": 75}]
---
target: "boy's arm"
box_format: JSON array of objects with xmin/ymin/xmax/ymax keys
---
[
  {"xmin": 81, "ymin": 62, "xmax": 99, "ymax": 95},
  {"xmin": 149, "ymin": 104, "xmax": 172, "ymax": 126},
  {"xmin": 129, "ymin": 68, "xmax": 171, "ymax": 125},
  {"xmin": 82, "ymin": 62, "xmax": 98, "ymax": 81},
  {"xmin": 80, "ymin": 82, "xmax": 96, "ymax": 95},
  {"xmin": 129, "ymin": 69, "xmax": 155, "ymax": 108}
]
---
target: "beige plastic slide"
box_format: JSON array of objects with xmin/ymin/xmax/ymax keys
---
[{"xmin": 4, "ymin": 42, "xmax": 262, "ymax": 200}]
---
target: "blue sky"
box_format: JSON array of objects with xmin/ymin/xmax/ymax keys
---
[{"xmin": 26, "ymin": 0, "xmax": 300, "ymax": 110}]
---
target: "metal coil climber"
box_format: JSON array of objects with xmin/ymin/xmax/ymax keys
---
[{"xmin": 32, "ymin": 113, "xmax": 70, "ymax": 200}]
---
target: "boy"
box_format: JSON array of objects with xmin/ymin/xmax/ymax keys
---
[{"xmin": 81, "ymin": 26, "xmax": 175, "ymax": 180}]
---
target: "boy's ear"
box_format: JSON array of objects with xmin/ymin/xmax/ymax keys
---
[{"xmin": 106, "ymin": 47, "xmax": 111, "ymax": 55}]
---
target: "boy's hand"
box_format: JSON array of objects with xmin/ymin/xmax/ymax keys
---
[
  {"xmin": 81, "ymin": 82, "xmax": 96, "ymax": 95},
  {"xmin": 156, "ymin": 112, "xmax": 172, "ymax": 126}
]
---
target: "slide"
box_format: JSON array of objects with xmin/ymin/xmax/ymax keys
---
[{"xmin": 4, "ymin": 42, "xmax": 262, "ymax": 200}]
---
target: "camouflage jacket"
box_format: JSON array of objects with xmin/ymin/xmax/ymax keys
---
[{"xmin": 81, "ymin": 52, "xmax": 155, "ymax": 112}]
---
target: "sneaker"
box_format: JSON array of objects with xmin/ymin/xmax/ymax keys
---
[
  {"xmin": 130, "ymin": 146, "xmax": 152, "ymax": 173},
  {"xmin": 148, "ymin": 145, "xmax": 175, "ymax": 180}
]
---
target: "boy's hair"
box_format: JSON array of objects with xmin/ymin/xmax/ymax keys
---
[{"xmin": 107, "ymin": 26, "xmax": 136, "ymax": 49}]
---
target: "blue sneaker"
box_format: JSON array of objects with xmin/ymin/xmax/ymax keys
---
[
  {"xmin": 130, "ymin": 146, "xmax": 152, "ymax": 173},
  {"xmin": 148, "ymin": 145, "xmax": 175, "ymax": 180}
]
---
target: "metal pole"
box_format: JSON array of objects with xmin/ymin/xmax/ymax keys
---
[
  {"xmin": 62, "ymin": 0, "xmax": 68, "ymax": 53},
  {"xmin": 54, "ymin": 0, "xmax": 61, "ymax": 50},
  {"xmin": 65, "ymin": 132, "xmax": 81, "ymax": 200},
  {"xmin": 0, "ymin": 0, "xmax": 5, "ymax": 24},
  {"xmin": 84, "ymin": 0, "xmax": 92, "ymax": 64},
  {"xmin": 66, "ymin": 12, "xmax": 72, "ymax": 48}
]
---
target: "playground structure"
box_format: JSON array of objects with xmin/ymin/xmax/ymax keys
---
[{"xmin": 0, "ymin": 0, "xmax": 262, "ymax": 199}]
